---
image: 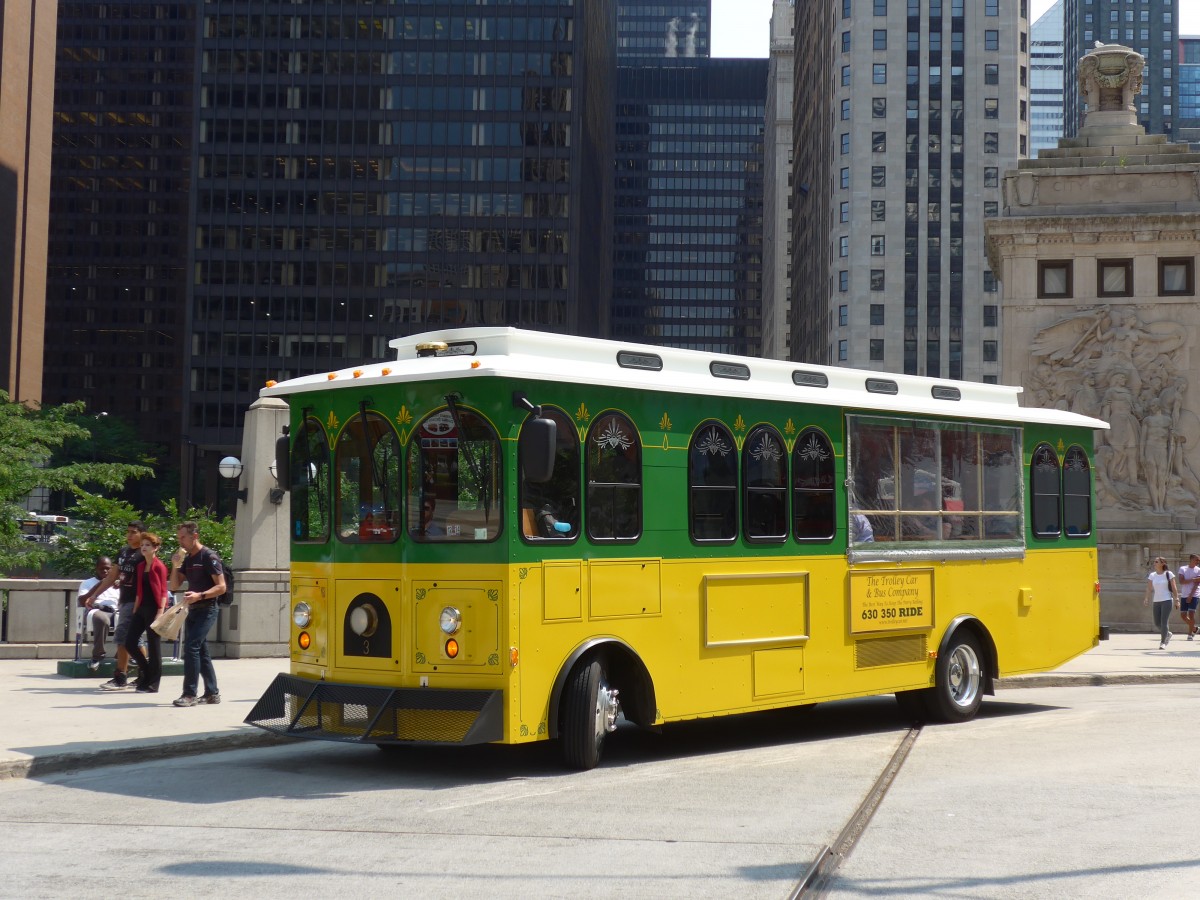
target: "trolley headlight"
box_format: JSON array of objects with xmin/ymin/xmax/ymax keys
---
[
  {"xmin": 349, "ymin": 604, "xmax": 378, "ymax": 637},
  {"xmin": 292, "ymin": 602, "xmax": 311, "ymax": 628},
  {"xmin": 439, "ymin": 606, "xmax": 462, "ymax": 635}
]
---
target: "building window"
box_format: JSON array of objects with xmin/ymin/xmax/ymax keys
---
[
  {"xmin": 841, "ymin": 167, "xmax": 850, "ymax": 189},
  {"xmin": 984, "ymin": 167, "xmax": 999, "ymax": 188},
  {"xmin": 842, "ymin": 31, "xmax": 851, "ymax": 52},
  {"xmin": 839, "ymin": 305, "xmax": 849, "ymax": 326},
  {"xmin": 984, "ymin": 271, "xmax": 998, "ymax": 293},
  {"xmin": 873, "ymin": 29, "xmax": 887, "ymax": 50},
  {"xmin": 870, "ymin": 270, "xmax": 885, "ymax": 292},
  {"xmin": 870, "ymin": 303, "xmax": 885, "ymax": 325},
  {"xmin": 984, "ymin": 64, "xmax": 999, "ymax": 85},
  {"xmin": 1019, "ymin": 134, "xmax": 1027, "ymax": 155},
  {"xmin": 841, "ymin": 133, "xmax": 850, "ymax": 154},
  {"xmin": 871, "ymin": 200, "xmax": 886, "ymax": 221},
  {"xmin": 871, "ymin": 166, "xmax": 886, "ymax": 187},
  {"xmin": 870, "ymin": 235, "xmax": 885, "ymax": 256},
  {"xmin": 872, "ymin": 131, "xmax": 886, "ymax": 152},
  {"xmin": 870, "ymin": 339, "xmax": 884, "ymax": 360},
  {"xmin": 1097, "ymin": 259, "xmax": 1133, "ymax": 297},
  {"xmin": 843, "ymin": 0, "xmax": 851, "ymax": 16},
  {"xmin": 984, "ymin": 98, "xmax": 999, "ymax": 119},
  {"xmin": 1159, "ymin": 258, "xmax": 1195, "ymax": 296},
  {"xmin": 1020, "ymin": 99, "xmax": 1027, "ymax": 121},
  {"xmin": 983, "ymin": 305, "xmax": 998, "ymax": 327},
  {"xmin": 984, "ymin": 201, "xmax": 998, "ymax": 218},
  {"xmin": 985, "ymin": 29, "xmax": 999, "ymax": 50},
  {"xmin": 842, "ymin": 65, "xmax": 851, "ymax": 86},
  {"xmin": 983, "ymin": 341, "xmax": 998, "ymax": 362},
  {"xmin": 839, "ymin": 269, "xmax": 849, "ymax": 290},
  {"xmin": 985, "ymin": 0, "xmax": 998, "ymax": 14},
  {"xmin": 1038, "ymin": 260, "xmax": 1073, "ymax": 299},
  {"xmin": 838, "ymin": 340, "xmax": 848, "ymax": 361},
  {"xmin": 874, "ymin": 0, "xmax": 887, "ymax": 13},
  {"xmin": 841, "ymin": 99, "xmax": 851, "ymax": 120},
  {"xmin": 873, "ymin": 64, "xmax": 887, "ymax": 84},
  {"xmin": 840, "ymin": 201, "xmax": 849, "ymax": 223},
  {"xmin": 984, "ymin": 132, "xmax": 999, "ymax": 153},
  {"xmin": 873, "ymin": 97, "xmax": 887, "ymax": 117}
]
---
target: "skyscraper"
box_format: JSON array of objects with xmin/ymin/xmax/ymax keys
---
[
  {"xmin": 791, "ymin": 0, "xmax": 1028, "ymax": 380},
  {"xmin": 762, "ymin": 0, "xmax": 795, "ymax": 360},
  {"xmin": 44, "ymin": 1, "xmax": 194, "ymax": 502},
  {"xmin": 612, "ymin": 60, "xmax": 766, "ymax": 354},
  {"xmin": 1181, "ymin": 35, "xmax": 1200, "ymax": 145},
  {"xmin": 616, "ymin": 0, "xmax": 711, "ymax": 60},
  {"xmin": 186, "ymin": 2, "xmax": 615, "ymax": 504},
  {"xmin": 1030, "ymin": 0, "xmax": 1065, "ymax": 154},
  {"xmin": 1062, "ymin": 0, "xmax": 1179, "ymax": 137}
]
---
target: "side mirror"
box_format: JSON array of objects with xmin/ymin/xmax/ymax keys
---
[
  {"xmin": 275, "ymin": 434, "xmax": 291, "ymax": 492},
  {"xmin": 519, "ymin": 416, "xmax": 557, "ymax": 483}
]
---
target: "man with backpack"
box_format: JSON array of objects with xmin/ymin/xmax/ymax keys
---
[{"xmin": 168, "ymin": 520, "xmax": 228, "ymax": 707}]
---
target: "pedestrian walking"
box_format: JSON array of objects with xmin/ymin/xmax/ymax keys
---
[
  {"xmin": 168, "ymin": 521, "xmax": 226, "ymax": 707},
  {"xmin": 79, "ymin": 521, "xmax": 146, "ymax": 689},
  {"xmin": 124, "ymin": 532, "xmax": 168, "ymax": 693},
  {"xmin": 1178, "ymin": 553, "xmax": 1200, "ymax": 639},
  {"xmin": 1144, "ymin": 556, "xmax": 1180, "ymax": 649}
]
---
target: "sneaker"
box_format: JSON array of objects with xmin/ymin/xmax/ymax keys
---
[
  {"xmin": 1160, "ymin": 642, "xmax": 1167, "ymax": 649},
  {"xmin": 201, "ymin": 692, "xmax": 221, "ymax": 705},
  {"xmin": 1166, "ymin": 632, "xmax": 1173, "ymax": 645},
  {"xmin": 136, "ymin": 686, "xmax": 158, "ymax": 693},
  {"xmin": 1188, "ymin": 634, "xmax": 1194, "ymax": 641},
  {"xmin": 87, "ymin": 660, "xmax": 101, "ymax": 672},
  {"xmin": 99, "ymin": 677, "xmax": 130, "ymax": 691},
  {"xmin": 173, "ymin": 695, "xmax": 199, "ymax": 707}
]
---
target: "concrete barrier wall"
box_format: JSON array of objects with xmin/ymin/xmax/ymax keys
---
[{"xmin": 0, "ymin": 580, "xmax": 79, "ymax": 644}]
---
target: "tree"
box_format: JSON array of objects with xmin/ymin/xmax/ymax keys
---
[
  {"xmin": 0, "ymin": 394, "xmax": 151, "ymax": 573},
  {"xmin": 51, "ymin": 494, "xmax": 234, "ymax": 579},
  {"xmin": 48, "ymin": 410, "xmax": 176, "ymax": 511}
]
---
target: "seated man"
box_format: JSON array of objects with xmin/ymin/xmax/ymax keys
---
[
  {"xmin": 78, "ymin": 557, "xmax": 121, "ymax": 671},
  {"xmin": 902, "ymin": 490, "xmax": 944, "ymax": 541}
]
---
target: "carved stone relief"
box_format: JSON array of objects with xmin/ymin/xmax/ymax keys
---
[{"xmin": 1026, "ymin": 306, "xmax": 1194, "ymax": 516}]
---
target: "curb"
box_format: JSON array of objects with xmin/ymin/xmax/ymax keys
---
[
  {"xmin": 0, "ymin": 729, "xmax": 287, "ymax": 781},
  {"xmin": 997, "ymin": 672, "xmax": 1200, "ymax": 689}
]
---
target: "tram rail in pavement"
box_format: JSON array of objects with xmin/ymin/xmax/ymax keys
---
[{"xmin": 1, "ymin": 633, "xmax": 1198, "ymax": 780}]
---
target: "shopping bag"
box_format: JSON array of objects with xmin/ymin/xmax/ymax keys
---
[{"xmin": 151, "ymin": 602, "xmax": 187, "ymax": 641}]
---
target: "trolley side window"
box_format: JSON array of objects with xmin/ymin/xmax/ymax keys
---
[
  {"xmin": 407, "ymin": 407, "xmax": 502, "ymax": 542},
  {"xmin": 1062, "ymin": 445, "xmax": 1092, "ymax": 537},
  {"xmin": 743, "ymin": 424, "xmax": 788, "ymax": 543},
  {"xmin": 689, "ymin": 421, "xmax": 737, "ymax": 543},
  {"xmin": 335, "ymin": 412, "xmax": 401, "ymax": 543},
  {"xmin": 519, "ymin": 407, "xmax": 580, "ymax": 542},
  {"xmin": 586, "ymin": 412, "xmax": 641, "ymax": 542},
  {"xmin": 792, "ymin": 427, "xmax": 835, "ymax": 541},
  {"xmin": 291, "ymin": 416, "xmax": 331, "ymax": 544},
  {"xmin": 1030, "ymin": 443, "xmax": 1062, "ymax": 538}
]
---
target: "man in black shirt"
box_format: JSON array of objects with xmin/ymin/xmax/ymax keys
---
[
  {"xmin": 168, "ymin": 520, "xmax": 227, "ymax": 706},
  {"xmin": 80, "ymin": 521, "xmax": 145, "ymax": 690}
]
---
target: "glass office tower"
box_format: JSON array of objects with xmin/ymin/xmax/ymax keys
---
[
  {"xmin": 612, "ymin": 60, "xmax": 766, "ymax": 354},
  {"xmin": 616, "ymin": 0, "xmax": 711, "ymax": 59},
  {"xmin": 45, "ymin": 1, "xmax": 195, "ymax": 504},
  {"xmin": 187, "ymin": 2, "xmax": 614, "ymax": 501}
]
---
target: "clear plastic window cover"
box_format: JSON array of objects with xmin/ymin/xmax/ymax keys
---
[{"xmin": 846, "ymin": 414, "xmax": 1026, "ymax": 563}]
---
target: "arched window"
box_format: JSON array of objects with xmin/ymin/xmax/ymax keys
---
[
  {"xmin": 743, "ymin": 425, "xmax": 788, "ymax": 542},
  {"xmin": 792, "ymin": 428, "xmax": 835, "ymax": 541},
  {"xmin": 586, "ymin": 412, "xmax": 641, "ymax": 542},
  {"xmin": 1030, "ymin": 443, "xmax": 1061, "ymax": 538},
  {"xmin": 689, "ymin": 421, "xmax": 737, "ymax": 542},
  {"xmin": 1062, "ymin": 445, "xmax": 1092, "ymax": 537},
  {"xmin": 336, "ymin": 410, "xmax": 402, "ymax": 543},
  {"xmin": 290, "ymin": 416, "xmax": 331, "ymax": 543},
  {"xmin": 519, "ymin": 407, "xmax": 580, "ymax": 542},
  {"xmin": 406, "ymin": 406, "xmax": 502, "ymax": 542}
]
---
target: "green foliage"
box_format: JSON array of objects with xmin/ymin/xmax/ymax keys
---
[
  {"xmin": 0, "ymin": 393, "xmax": 151, "ymax": 574},
  {"xmin": 50, "ymin": 493, "xmax": 235, "ymax": 579}
]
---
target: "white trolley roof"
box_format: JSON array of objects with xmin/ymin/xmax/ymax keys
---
[{"xmin": 260, "ymin": 327, "xmax": 1108, "ymax": 431}]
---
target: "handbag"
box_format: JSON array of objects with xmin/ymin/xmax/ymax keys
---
[{"xmin": 151, "ymin": 602, "xmax": 187, "ymax": 641}]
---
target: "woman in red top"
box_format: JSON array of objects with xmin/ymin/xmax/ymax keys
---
[{"xmin": 124, "ymin": 531, "xmax": 168, "ymax": 693}]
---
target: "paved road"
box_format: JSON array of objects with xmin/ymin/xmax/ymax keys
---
[{"xmin": 2, "ymin": 684, "xmax": 1197, "ymax": 899}]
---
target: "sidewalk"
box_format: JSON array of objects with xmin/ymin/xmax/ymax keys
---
[{"xmin": 2, "ymin": 634, "xmax": 1199, "ymax": 780}]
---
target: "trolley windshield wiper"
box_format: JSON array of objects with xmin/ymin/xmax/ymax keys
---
[{"xmin": 358, "ymin": 400, "xmax": 392, "ymax": 514}]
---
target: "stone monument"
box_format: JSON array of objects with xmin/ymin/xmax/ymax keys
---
[{"xmin": 985, "ymin": 44, "xmax": 1200, "ymax": 631}]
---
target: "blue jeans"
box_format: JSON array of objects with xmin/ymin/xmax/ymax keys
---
[{"xmin": 182, "ymin": 603, "xmax": 219, "ymax": 697}]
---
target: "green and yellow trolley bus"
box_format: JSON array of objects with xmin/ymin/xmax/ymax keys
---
[{"xmin": 246, "ymin": 327, "xmax": 1107, "ymax": 769}]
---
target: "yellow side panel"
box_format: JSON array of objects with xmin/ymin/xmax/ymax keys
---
[
  {"xmin": 703, "ymin": 572, "xmax": 809, "ymax": 648},
  {"xmin": 753, "ymin": 647, "xmax": 805, "ymax": 698},
  {"xmin": 543, "ymin": 560, "xmax": 582, "ymax": 621},
  {"xmin": 589, "ymin": 558, "xmax": 661, "ymax": 618}
]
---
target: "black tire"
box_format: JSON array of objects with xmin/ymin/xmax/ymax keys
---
[
  {"xmin": 926, "ymin": 630, "xmax": 985, "ymax": 723},
  {"xmin": 560, "ymin": 658, "xmax": 619, "ymax": 770},
  {"xmin": 894, "ymin": 689, "xmax": 929, "ymax": 722}
]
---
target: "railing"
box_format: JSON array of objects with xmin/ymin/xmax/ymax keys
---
[{"xmin": 0, "ymin": 579, "xmax": 84, "ymax": 644}]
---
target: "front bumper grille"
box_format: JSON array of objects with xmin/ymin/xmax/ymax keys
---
[{"xmin": 244, "ymin": 673, "xmax": 503, "ymax": 745}]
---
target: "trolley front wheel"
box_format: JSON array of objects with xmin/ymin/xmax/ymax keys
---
[{"xmin": 560, "ymin": 657, "xmax": 620, "ymax": 770}]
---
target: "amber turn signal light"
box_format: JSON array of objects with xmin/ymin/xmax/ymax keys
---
[
  {"xmin": 298, "ymin": 631, "xmax": 311, "ymax": 650},
  {"xmin": 445, "ymin": 638, "xmax": 459, "ymax": 659}
]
